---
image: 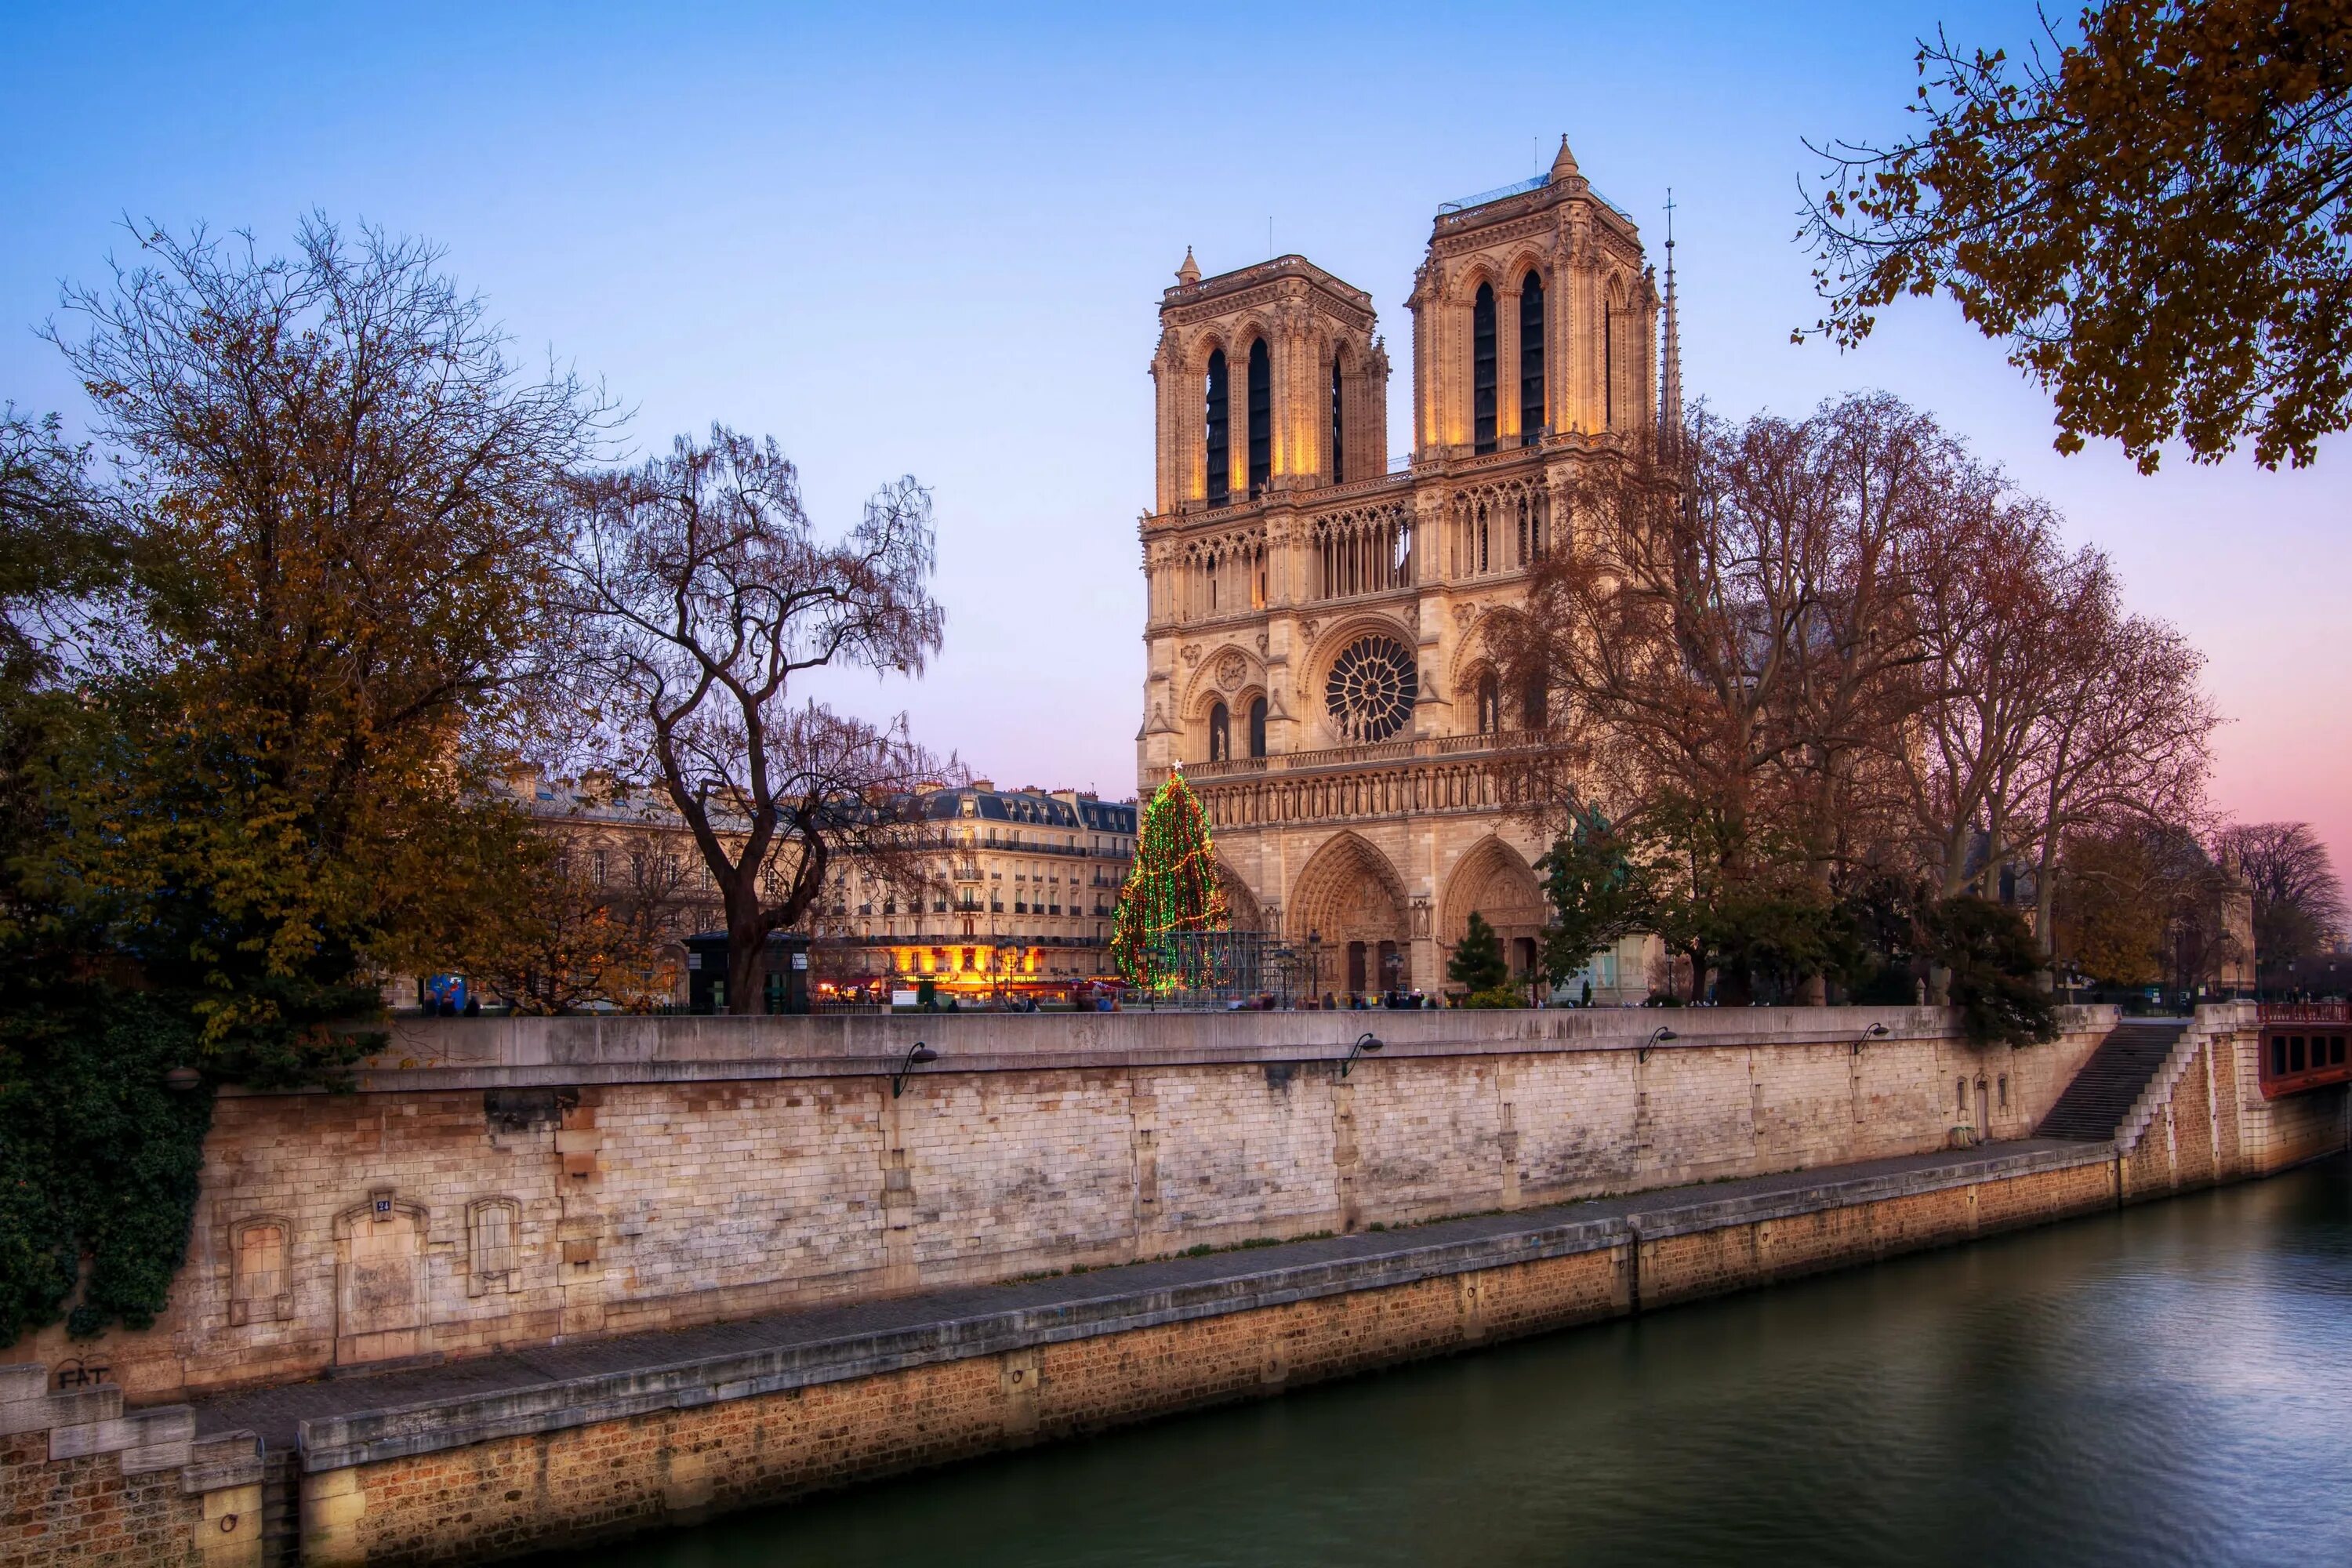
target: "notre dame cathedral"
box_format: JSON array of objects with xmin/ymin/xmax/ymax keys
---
[{"xmin": 1137, "ymin": 137, "xmax": 1675, "ymax": 1001}]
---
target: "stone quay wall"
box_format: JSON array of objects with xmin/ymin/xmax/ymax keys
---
[
  {"xmin": 9, "ymin": 1007, "xmax": 2117, "ymax": 1405},
  {"xmin": 4, "ymin": 1003, "xmax": 2341, "ymax": 1568},
  {"xmin": 0, "ymin": 1363, "xmax": 263, "ymax": 1568},
  {"xmin": 292, "ymin": 1144, "xmax": 2126, "ymax": 1566}
]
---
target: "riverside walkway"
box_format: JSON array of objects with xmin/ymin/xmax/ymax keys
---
[{"xmin": 192, "ymin": 1136, "xmax": 2109, "ymax": 1461}]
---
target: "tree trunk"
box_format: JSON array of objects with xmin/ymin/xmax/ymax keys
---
[{"xmin": 725, "ymin": 888, "xmax": 768, "ymax": 1016}]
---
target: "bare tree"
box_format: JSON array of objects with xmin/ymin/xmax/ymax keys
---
[
  {"xmin": 2216, "ymin": 821, "xmax": 2347, "ymax": 975},
  {"xmin": 1497, "ymin": 395, "xmax": 1969, "ymax": 1000},
  {"xmin": 561, "ymin": 426, "xmax": 953, "ymax": 1013},
  {"xmin": 1894, "ymin": 504, "xmax": 2079, "ymax": 900},
  {"xmin": 2016, "ymin": 593, "xmax": 2216, "ymax": 961}
]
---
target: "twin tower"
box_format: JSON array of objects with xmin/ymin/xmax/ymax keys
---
[{"xmin": 1134, "ymin": 136, "xmax": 1673, "ymax": 1000}]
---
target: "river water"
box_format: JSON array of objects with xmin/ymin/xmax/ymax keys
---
[{"xmin": 593, "ymin": 1157, "xmax": 2352, "ymax": 1568}]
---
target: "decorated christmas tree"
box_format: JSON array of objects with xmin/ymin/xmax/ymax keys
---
[{"xmin": 1110, "ymin": 770, "xmax": 1229, "ymax": 992}]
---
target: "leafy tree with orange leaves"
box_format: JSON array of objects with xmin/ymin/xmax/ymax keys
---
[
  {"xmin": 0, "ymin": 218, "xmax": 608, "ymax": 1342},
  {"xmin": 1804, "ymin": 0, "xmax": 2352, "ymax": 470}
]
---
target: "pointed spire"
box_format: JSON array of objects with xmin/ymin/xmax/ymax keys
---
[
  {"xmin": 1175, "ymin": 245, "xmax": 1201, "ymax": 285},
  {"xmin": 1658, "ymin": 189, "xmax": 1683, "ymax": 456},
  {"xmin": 1548, "ymin": 134, "xmax": 1580, "ymax": 183}
]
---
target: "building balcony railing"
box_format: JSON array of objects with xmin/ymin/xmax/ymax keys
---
[{"xmin": 1181, "ymin": 728, "xmax": 1537, "ymax": 782}]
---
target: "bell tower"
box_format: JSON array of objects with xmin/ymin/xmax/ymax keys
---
[
  {"xmin": 1406, "ymin": 136, "xmax": 1659, "ymax": 459},
  {"xmin": 1148, "ymin": 251, "xmax": 1389, "ymax": 517}
]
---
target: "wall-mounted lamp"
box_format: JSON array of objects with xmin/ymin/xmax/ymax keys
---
[
  {"xmin": 1854, "ymin": 1022, "xmax": 1890, "ymax": 1055},
  {"xmin": 162, "ymin": 1065, "xmax": 202, "ymax": 1093},
  {"xmin": 1341, "ymin": 1032, "xmax": 1385, "ymax": 1079},
  {"xmin": 891, "ymin": 1041, "xmax": 938, "ymax": 1098},
  {"xmin": 1639, "ymin": 1025, "xmax": 1678, "ymax": 1064}
]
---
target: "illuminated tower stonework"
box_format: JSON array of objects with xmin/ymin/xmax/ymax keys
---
[{"xmin": 1138, "ymin": 138, "xmax": 1664, "ymax": 1000}]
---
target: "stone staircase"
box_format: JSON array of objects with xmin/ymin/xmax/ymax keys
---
[{"xmin": 2037, "ymin": 1018, "xmax": 2191, "ymax": 1141}]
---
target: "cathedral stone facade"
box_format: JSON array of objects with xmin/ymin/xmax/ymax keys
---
[{"xmin": 1137, "ymin": 138, "xmax": 1666, "ymax": 1001}]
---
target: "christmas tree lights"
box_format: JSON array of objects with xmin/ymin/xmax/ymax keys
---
[{"xmin": 1110, "ymin": 770, "xmax": 1230, "ymax": 992}]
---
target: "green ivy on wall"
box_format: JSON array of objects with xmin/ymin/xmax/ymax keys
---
[{"xmin": 0, "ymin": 986, "xmax": 215, "ymax": 1343}]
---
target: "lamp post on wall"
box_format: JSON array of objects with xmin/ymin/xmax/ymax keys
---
[
  {"xmin": 1854, "ymin": 1022, "xmax": 1890, "ymax": 1055},
  {"xmin": 891, "ymin": 1041, "xmax": 938, "ymax": 1098},
  {"xmin": 1640, "ymin": 1025, "xmax": 1678, "ymax": 1064},
  {"xmin": 1340, "ymin": 1032, "xmax": 1385, "ymax": 1079}
]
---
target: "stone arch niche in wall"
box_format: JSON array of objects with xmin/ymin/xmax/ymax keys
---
[
  {"xmin": 1323, "ymin": 633, "xmax": 1418, "ymax": 745},
  {"xmin": 332, "ymin": 1190, "xmax": 430, "ymax": 1367},
  {"xmin": 1440, "ymin": 836, "xmax": 1547, "ymax": 984},
  {"xmin": 1216, "ymin": 858, "xmax": 1264, "ymax": 931},
  {"xmin": 1289, "ymin": 830, "xmax": 1413, "ymax": 994},
  {"xmin": 227, "ymin": 1214, "xmax": 294, "ymax": 1327},
  {"xmin": 466, "ymin": 1196, "xmax": 523, "ymax": 1298}
]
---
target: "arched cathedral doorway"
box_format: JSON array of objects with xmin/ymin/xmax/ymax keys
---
[
  {"xmin": 1440, "ymin": 837, "xmax": 1547, "ymax": 989},
  {"xmin": 1289, "ymin": 832, "xmax": 1413, "ymax": 998}
]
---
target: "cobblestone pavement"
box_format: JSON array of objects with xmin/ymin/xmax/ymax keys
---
[{"xmin": 191, "ymin": 1138, "xmax": 2098, "ymax": 1447}]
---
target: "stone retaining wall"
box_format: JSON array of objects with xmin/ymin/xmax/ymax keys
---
[
  {"xmin": 290, "ymin": 1143, "xmax": 2121, "ymax": 1566},
  {"xmin": 7, "ymin": 1004, "xmax": 2340, "ymax": 1567},
  {"xmin": 0, "ymin": 1364, "xmax": 262, "ymax": 1568},
  {"xmin": 6, "ymin": 1007, "xmax": 2115, "ymax": 1405}
]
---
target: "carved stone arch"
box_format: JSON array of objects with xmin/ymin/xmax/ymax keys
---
[
  {"xmin": 227, "ymin": 1213, "xmax": 296, "ymax": 1327},
  {"xmin": 1440, "ymin": 835, "xmax": 1547, "ymax": 984},
  {"xmin": 1452, "ymin": 652, "xmax": 1501, "ymax": 735},
  {"xmin": 332, "ymin": 1192, "xmax": 431, "ymax": 1367},
  {"xmin": 1181, "ymin": 644, "xmax": 1259, "ymax": 717},
  {"xmin": 1288, "ymin": 830, "xmax": 1414, "ymax": 993},
  {"xmin": 1452, "ymin": 256, "xmax": 1504, "ymax": 306},
  {"xmin": 1500, "ymin": 245, "xmax": 1549, "ymax": 294},
  {"xmin": 1189, "ymin": 325, "xmax": 1232, "ymax": 372},
  {"xmin": 1303, "ymin": 613, "xmax": 1420, "ymax": 746},
  {"xmin": 1301, "ymin": 611, "xmax": 1416, "ymax": 684},
  {"xmin": 1214, "ymin": 858, "xmax": 1264, "ymax": 931},
  {"xmin": 465, "ymin": 1196, "xmax": 524, "ymax": 1298}
]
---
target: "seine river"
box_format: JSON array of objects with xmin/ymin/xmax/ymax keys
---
[{"xmin": 591, "ymin": 1156, "xmax": 2352, "ymax": 1568}]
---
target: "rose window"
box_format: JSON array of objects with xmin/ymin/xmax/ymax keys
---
[{"xmin": 1324, "ymin": 635, "xmax": 1418, "ymax": 743}]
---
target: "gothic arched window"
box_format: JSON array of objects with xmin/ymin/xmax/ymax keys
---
[
  {"xmin": 1247, "ymin": 339, "xmax": 1272, "ymax": 495},
  {"xmin": 1248, "ymin": 696, "xmax": 1268, "ymax": 758},
  {"xmin": 1476, "ymin": 673, "xmax": 1501, "ymax": 735},
  {"xmin": 1602, "ymin": 299, "xmax": 1615, "ymax": 429},
  {"xmin": 1330, "ymin": 357, "xmax": 1345, "ymax": 484},
  {"xmin": 1204, "ymin": 349, "xmax": 1230, "ymax": 506},
  {"xmin": 1208, "ymin": 702, "xmax": 1231, "ymax": 763},
  {"xmin": 1523, "ymin": 675, "xmax": 1548, "ymax": 730},
  {"xmin": 1472, "ymin": 283, "xmax": 1498, "ymax": 453},
  {"xmin": 1519, "ymin": 271, "xmax": 1545, "ymax": 442}
]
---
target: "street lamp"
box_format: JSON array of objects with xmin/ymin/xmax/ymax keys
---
[
  {"xmin": 1341, "ymin": 1032, "xmax": 1385, "ymax": 1079},
  {"xmin": 1640, "ymin": 1025, "xmax": 1678, "ymax": 1063},
  {"xmin": 1854, "ymin": 1022, "xmax": 1890, "ymax": 1055},
  {"xmin": 891, "ymin": 1040, "xmax": 938, "ymax": 1098}
]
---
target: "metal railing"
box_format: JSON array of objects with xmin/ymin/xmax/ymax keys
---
[{"xmin": 2259, "ymin": 1001, "xmax": 2351, "ymax": 1022}]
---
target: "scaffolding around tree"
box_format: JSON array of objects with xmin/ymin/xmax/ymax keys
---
[{"xmin": 1127, "ymin": 927, "xmax": 1305, "ymax": 1010}]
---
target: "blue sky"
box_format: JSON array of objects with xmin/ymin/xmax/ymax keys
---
[{"xmin": 5, "ymin": 2, "xmax": 2343, "ymax": 867}]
